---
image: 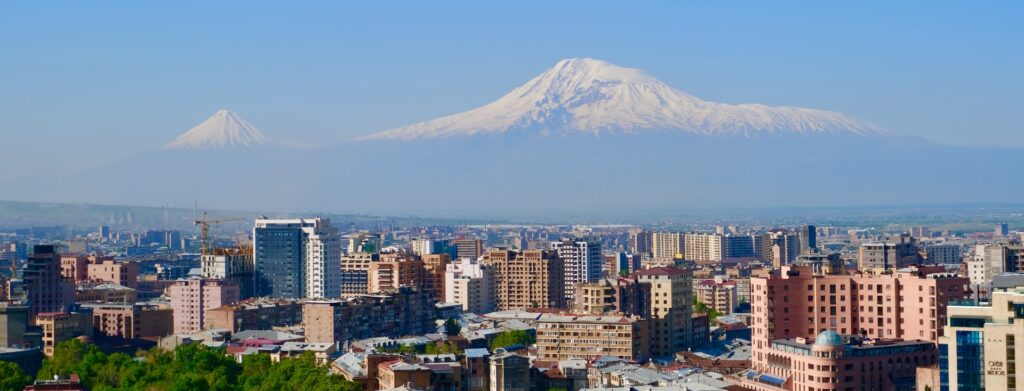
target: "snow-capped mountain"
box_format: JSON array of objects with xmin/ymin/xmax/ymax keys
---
[
  {"xmin": 166, "ymin": 110, "xmax": 271, "ymax": 150},
  {"xmin": 362, "ymin": 58, "xmax": 880, "ymax": 140}
]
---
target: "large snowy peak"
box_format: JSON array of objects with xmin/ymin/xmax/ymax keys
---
[
  {"xmin": 166, "ymin": 110, "xmax": 271, "ymax": 150},
  {"xmin": 362, "ymin": 58, "xmax": 880, "ymax": 140}
]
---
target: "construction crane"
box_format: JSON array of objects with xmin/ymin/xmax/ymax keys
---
[{"xmin": 194, "ymin": 211, "xmax": 245, "ymax": 256}]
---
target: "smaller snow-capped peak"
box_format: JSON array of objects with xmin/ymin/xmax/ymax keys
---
[{"xmin": 166, "ymin": 110, "xmax": 271, "ymax": 150}]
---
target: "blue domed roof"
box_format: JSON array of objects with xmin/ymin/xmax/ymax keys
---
[{"xmin": 814, "ymin": 330, "xmax": 844, "ymax": 346}]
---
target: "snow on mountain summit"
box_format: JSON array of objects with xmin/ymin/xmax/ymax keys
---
[
  {"xmin": 361, "ymin": 58, "xmax": 880, "ymax": 140},
  {"xmin": 166, "ymin": 110, "xmax": 271, "ymax": 150}
]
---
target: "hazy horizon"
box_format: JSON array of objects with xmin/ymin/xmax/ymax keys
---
[{"xmin": 2, "ymin": 2, "xmax": 1022, "ymax": 180}]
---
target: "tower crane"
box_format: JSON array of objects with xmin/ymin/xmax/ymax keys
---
[{"xmin": 194, "ymin": 211, "xmax": 245, "ymax": 256}]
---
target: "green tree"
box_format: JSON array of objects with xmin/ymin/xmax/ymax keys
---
[
  {"xmin": 444, "ymin": 318, "xmax": 462, "ymax": 337},
  {"xmin": 0, "ymin": 361, "xmax": 31, "ymax": 391},
  {"xmin": 693, "ymin": 296, "xmax": 722, "ymax": 322},
  {"xmin": 489, "ymin": 330, "xmax": 535, "ymax": 351}
]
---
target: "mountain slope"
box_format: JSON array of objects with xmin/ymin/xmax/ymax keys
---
[
  {"xmin": 166, "ymin": 110, "xmax": 271, "ymax": 150},
  {"xmin": 361, "ymin": 58, "xmax": 880, "ymax": 140}
]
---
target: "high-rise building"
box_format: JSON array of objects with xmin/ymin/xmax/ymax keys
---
[
  {"xmin": 940, "ymin": 288, "xmax": 1024, "ymax": 391},
  {"xmin": 23, "ymin": 245, "xmax": 74, "ymax": 324},
  {"xmin": 551, "ymin": 238, "xmax": 601, "ymax": 302},
  {"xmin": 87, "ymin": 259, "xmax": 139, "ymax": 289},
  {"xmin": 650, "ymin": 232, "xmax": 683, "ymax": 261},
  {"xmin": 924, "ymin": 243, "xmax": 962, "ymax": 265},
  {"xmin": 253, "ymin": 218, "xmax": 341, "ymax": 299},
  {"xmin": 798, "ymin": 224, "xmax": 817, "ymax": 254},
  {"xmin": 410, "ymin": 239, "xmax": 435, "ymax": 256},
  {"xmin": 421, "ymin": 254, "xmax": 449, "ymax": 299},
  {"xmin": 482, "ymin": 249, "xmax": 565, "ymax": 310},
  {"xmin": 634, "ymin": 266, "xmax": 693, "ymax": 356},
  {"xmin": 627, "ymin": 228, "xmax": 652, "ymax": 256},
  {"xmin": 759, "ymin": 231, "xmax": 800, "ymax": 267},
  {"xmin": 168, "ymin": 277, "xmax": 240, "ymax": 334},
  {"xmin": 453, "ymin": 239, "xmax": 483, "ymax": 260},
  {"xmin": 340, "ymin": 252, "xmax": 378, "ymax": 295},
  {"xmin": 200, "ymin": 248, "xmax": 254, "ymax": 299},
  {"xmin": 572, "ymin": 277, "xmax": 649, "ymax": 317},
  {"xmin": 723, "ymin": 235, "xmax": 756, "ymax": 258},
  {"xmin": 367, "ymin": 252, "xmax": 424, "ymax": 293},
  {"xmin": 683, "ymin": 233, "xmax": 723, "ymax": 262},
  {"xmin": 857, "ymin": 234, "xmax": 922, "ymax": 273},
  {"xmin": 444, "ymin": 257, "xmax": 496, "ymax": 314},
  {"xmin": 996, "ymin": 223, "xmax": 1011, "ymax": 237}
]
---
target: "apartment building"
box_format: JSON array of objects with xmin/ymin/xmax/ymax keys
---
[
  {"xmin": 482, "ymin": 249, "xmax": 565, "ymax": 310},
  {"xmin": 167, "ymin": 278, "xmax": 240, "ymax": 334},
  {"xmin": 534, "ymin": 313, "xmax": 649, "ymax": 362},
  {"xmin": 634, "ymin": 266, "xmax": 693, "ymax": 356}
]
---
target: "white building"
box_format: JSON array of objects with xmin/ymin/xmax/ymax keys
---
[
  {"xmin": 551, "ymin": 238, "xmax": 602, "ymax": 302},
  {"xmin": 444, "ymin": 258, "xmax": 495, "ymax": 314},
  {"xmin": 253, "ymin": 218, "xmax": 341, "ymax": 299},
  {"xmin": 651, "ymin": 232, "xmax": 683, "ymax": 261},
  {"xmin": 684, "ymin": 233, "xmax": 724, "ymax": 262}
]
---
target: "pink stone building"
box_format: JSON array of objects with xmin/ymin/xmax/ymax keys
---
[
  {"xmin": 87, "ymin": 259, "xmax": 138, "ymax": 288},
  {"xmin": 168, "ymin": 278, "xmax": 240, "ymax": 334},
  {"xmin": 736, "ymin": 264, "xmax": 967, "ymax": 390}
]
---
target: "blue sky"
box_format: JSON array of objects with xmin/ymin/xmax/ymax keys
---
[{"xmin": 1, "ymin": 1, "xmax": 1021, "ymax": 178}]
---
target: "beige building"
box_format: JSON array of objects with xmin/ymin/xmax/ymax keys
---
[
  {"xmin": 84, "ymin": 303, "xmax": 173, "ymax": 340},
  {"xmin": 340, "ymin": 252, "xmax": 377, "ymax": 295},
  {"xmin": 684, "ymin": 233, "xmax": 723, "ymax": 262},
  {"xmin": 634, "ymin": 266, "xmax": 693, "ymax": 356},
  {"xmin": 694, "ymin": 279, "xmax": 737, "ymax": 315},
  {"xmin": 939, "ymin": 288, "xmax": 1024, "ymax": 390},
  {"xmin": 37, "ymin": 311, "xmax": 93, "ymax": 356},
  {"xmin": 650, "ymin": 232, "xmax": 683, "ymax": 261},
  {"xmin": 857, "ymin": 234, "xmax": 922, "ymax": 273},
  {"xmin": 422, "ymin": 254, "xmax": 449, "ymax": 299},
  {"xmin": 534, "ymin": 313, "xmax": 649, "ymax": 362},
  {"xmin": 482, "ymin": 249, "xmax": 565, "ymax": 310},
  {"xmin": 444, "ymin": 257, "xmax": 496, "ymax": 314},
  {"xmin": 368, "ymin": 253, "xmax": 424, "ymax": 293}
]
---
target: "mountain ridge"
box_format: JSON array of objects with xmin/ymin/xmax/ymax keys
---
[{"xmin": 361, "ymin": 58, "xmax": 881, "ymax": 141}]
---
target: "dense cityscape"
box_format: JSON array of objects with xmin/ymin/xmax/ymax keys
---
[
  {"xmin": 0, "ymin": 214, "xmax": 1019, "ymax": 391},
  {"xmin": 3, "ymin": 2, "xmax": 1021, "ymax": 391}
]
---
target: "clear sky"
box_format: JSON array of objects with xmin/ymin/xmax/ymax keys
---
[{"xmin": 1, "ymin": 1, "xmax": 1021, "ymax": 178}]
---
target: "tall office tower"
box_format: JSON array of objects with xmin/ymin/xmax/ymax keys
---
[
  {"xmin": 551, "ymin": 238, "xmax": 602, "ymax": 302},
  {"xmin": 634, "ymin": 266, "xmax": 693, "ymax": 355},
  {"xmin": 798, "ymin": 224, "xmax": 817, "ymax": 254},
  {"xmin": 98, "ymin": 226, "xmax": 110, "ymax": 240},
  {"xmin": 340, "ymin": 252, "xmax": 378, "ymax": 295},
  {"xmin": 253, "ymin": 218, "xmax": 341, "ymax": 299},
  {"xmin": 453, "ymin": 239, "xmax": 483, "ymax": 260},
  {"xmin": 627, "ymin": 228, "xmax": 652, "ymax": 256},
  {"xmin": 909, "ymin": 226, "xmax": 931, "ymax": 238},
  {"xmin": 759, "ymin": 231, "xmax": 800, "ymax": 267},
  {"xmin": 200, "ymin": 248, "xmax": 255, "ymax": 299},
  {"xmin": 421, "ymin": 254, "xmax": 450, "ymax": 299},
  {"xmin": 856, "ymin": 233, "xmax": 922, "ymax": 273},
  {"xmin": 683, "ymin": 233, "xmax": 723, "ymax": 262},
  {"xmin": 650, "ymin": 232, "xmax": 683, "ymax": 261},
  {"xmin": 722, "ymin": 235, "xmax": 755, "ymax": 258},
  {"xmin": 482, "ymin": 248, "xmax": 565, "ymax": 310},
  {"xmin": 23, "ymin": 245, "xmax": 74, "ymax": 324},
  {"xmin": 444, "ymin": 257, "xmax": 496, "ymax": 314},
  {"xmin": 996, "ymin": 223, "xmax": 1011, "ymax": 237},
  {"xmin": 167, "ymin": 277, "xmax": 240, "ymax": 333}
]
